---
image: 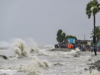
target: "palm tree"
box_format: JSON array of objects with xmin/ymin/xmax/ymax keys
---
[
  {"xmin": 86, "ymin": 0, "xmax": 100, "ymax": 55},
  {"xmin": 91, "ymin": 26, "xmax": 100, "ymax": 43}
]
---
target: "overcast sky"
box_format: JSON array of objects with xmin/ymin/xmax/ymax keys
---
[{"xmin": 0, "ymin": 0, "xmax": 100, "ymax": 45}]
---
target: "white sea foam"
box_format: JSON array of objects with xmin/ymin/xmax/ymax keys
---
[
  {"xmin": 40, "ymin": 49, "xmax": 78, "ymax": 57},
  {"xmin": 73, "ymin": 56, "xmax": 93, "ymax": 64},
  {"xmin": 82, "ymin": 70, "xmax": 100, "ymax": 75},
  {"xmin": 11, "ymin": 38, "xmax": 30, "ymax": 57},
  {"xmin": 8, "ymin": 55, "xmax": 19, "ymax": 60},
  {"xmin": 44, "ymin": 45, "xmax": 55, "ymax": 49},
  {"xmin": 0, "ymin": 69, "xmax": 17, "ymax": 75},
  {"xmin": 0, "ymin": 62, "xmax": 42, "ymax": 75},
  {"xmin": 13, "ymin": 47, "xmax": 21, "ymax": 57},
  {"xmin": 75, "ymin": 48, "xmax": 80, "ymax": 52},
  {"xmin": 68, "ymin": 50, "xmax": 76, "ymax": 55},
  {"xmin": 32, "ymin": 56, "xmax": 52, "ymax": 68},
  {"xmin": 1, "ymin": 56, "xmax": 52, "ymax": 75},
  {"xmin": 25, "ymin": 61, "xmax": 41, "ymax": 74},
  {"xmin": 25, "ymin": 38, "xmax": 39, "ymax": 52},
  {"xmin": 1, "ymin": 39, "xmax": 100, "ymax": 75}
]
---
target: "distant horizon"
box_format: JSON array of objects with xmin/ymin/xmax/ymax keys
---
[{"xmin": 0, "ymin": 37, "xmax": 93, "ymax": 47}]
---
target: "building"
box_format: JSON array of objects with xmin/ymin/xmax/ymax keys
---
[{"xmin": 76, "ymin": 40, "xmax": 93, "ymax": 46}]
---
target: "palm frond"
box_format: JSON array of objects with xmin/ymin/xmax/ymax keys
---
[{"xmin": 86, "ymin": 0, "xmax": 100, "ymax": 17}]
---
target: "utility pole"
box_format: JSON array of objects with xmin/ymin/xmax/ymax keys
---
[{"xmin": 84, "ymin": 35, "xmax": 85, "ymax": 40}]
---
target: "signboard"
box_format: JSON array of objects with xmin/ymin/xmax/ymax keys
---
[
  {"xmin": 97, "ymin": 43, "xmax": 100, "ymax": 46},
  {"xmin": 97, "ymin": 43, "xmax": 100, "ymax": 51},
  {"xmin": 68, "ymin": 38, "xmax": 75, "ymax": 43},
  {"xmin": 87, "ymin": 42, "xmax": 91, "ymax": 45}
]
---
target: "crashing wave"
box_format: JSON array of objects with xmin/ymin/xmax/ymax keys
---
[
  {"xmin": 75, "ymin": 47, "xmax": 80, "ymax": 52},
  {"xmin": 0, "ymin": 56, "xmax": 52, "ymax": 75},
  {"xmin": 25, "ymin": 38, "xmax": 39, "ymax": 52},
  {"xmin": 44, "ymin": 45, "xmax": 54, "ymax": 49},
  {"xmin": 32, "ymin": 56, "xmax": 52, "ymax": 68},
  {"xmin": 11, "ymin": 38, "xmax": 30, "ymax": 57}
]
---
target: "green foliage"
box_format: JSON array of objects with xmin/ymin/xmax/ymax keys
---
[
  {"xmin": 56, "ymin": 29, "xmax": 78, "ymax": 43},
  {"xmin": 86, "ymin": 0, "xmax": 100, "ymax": 18},
  {"xmin": 91, "ymin": 26, "xmax": 100, "ymax": 42},
  {"xmin": 56, "ymin": 29, "xmax": 66, "ymax": 43},
  {"xmin": 65, "ymin": 35, "xmax": 77, "ymax": 40}
]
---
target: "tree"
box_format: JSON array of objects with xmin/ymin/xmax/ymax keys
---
[
  {"xmin": 86, "ymin": 0, "xmax": 100, "ymax": 55},
  {"xmin": 56, "ymin": 29, "xmax": 66, "ymax": 43},
  {"xmin": 91, "ymin": 26, "xmax": 100, "ymax": 43},
  {"xmin": 65, "ymin": 35, "xmax": 77, "ymax": 40}
]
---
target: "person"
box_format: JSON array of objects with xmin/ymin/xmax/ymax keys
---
[
  {"xmin": 58, "ymin": 44, "xmax": 59, "ymax": 48},
  {"xmin": 81, "ymin": 45, "xmax": 83, "ymax": 51},
  {"xmin": 72, "ymin": 43, "xmax": 73, "ymax": 48},
  {"xmin": 91, "ymin": 46, "xmax": 93, "ymax": 52},
  {"xmin": 55, "ymin": 44, "xmax": 58, "ymax": 48},
  {"xmin": 68, "ymin": 44, "xmax": 69, "ymax": 49},
  {"xmin": 69, "ymin": 44, "xmax": 71, "ymax": 49},
  {"xmin": 66, "ymin": 44, "xmax": 68, "ymax": 48},
  {"xmin": 73, "ymin": 43, "xmax": 75, "ymax": 49},
  {"xmin": 79, "ymin": 45, "xmax": 82, "ymax": 50},
  {"xmin": 70, "ymin": 44, "xmax": 72, "ymax": 49},
  {"xmin": 89, "ymin": 45, "xmax": 91, "ymax": 51}
]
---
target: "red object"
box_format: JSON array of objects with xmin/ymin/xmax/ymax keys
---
[
  {"xmin": 69, "ymin": 45, "xmax": 71, "ymax": 49},
  {"xmin": 97, "ymin": 50, "xmax": 100, "ymax": 52}
]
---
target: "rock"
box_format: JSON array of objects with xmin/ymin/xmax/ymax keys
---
[
  {"xmin": 84, "ymin": 68, "xmax": 88, "ymax": 70},
  {"xmin": 89, "ymin": 60, "xmax": 100, "ymax": 72},
  {"xmin": 0, "ymin": 55, "xmax": 8, "ymax": 59}
]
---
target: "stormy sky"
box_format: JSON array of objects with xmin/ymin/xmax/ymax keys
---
[{"xmin": 0, "ymin": 0, "xmax": 100, "ymax": 45}]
